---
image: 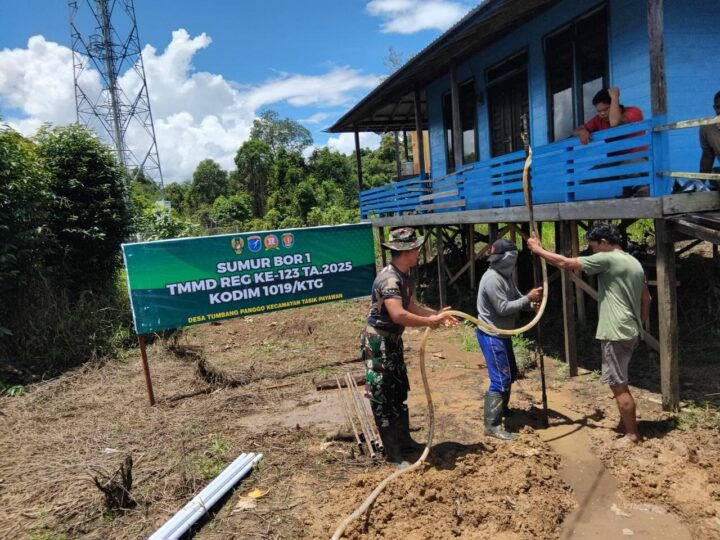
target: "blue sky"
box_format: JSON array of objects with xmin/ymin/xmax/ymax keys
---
[{"xmin": 0, "ymin": 0, "xmax": 475, "ymax": 182}]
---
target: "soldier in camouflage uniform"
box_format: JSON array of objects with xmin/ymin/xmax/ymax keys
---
[{"xmin": 361, "ymin": 227, "xmax": 448, "ymax": 468}]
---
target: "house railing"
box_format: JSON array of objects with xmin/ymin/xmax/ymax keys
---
[{"xmin": 360, "ymin": 120, "xmax": 668, "ymax": 218}]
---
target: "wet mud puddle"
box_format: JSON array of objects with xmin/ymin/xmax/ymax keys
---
[{"xmin": 531, "ymin": 390, "xmax": 691, "ymax": 539}]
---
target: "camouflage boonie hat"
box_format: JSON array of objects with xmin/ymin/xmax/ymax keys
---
[{"xmin": 382, "ymin": 227, "xmax": 425, "ymax": 251}]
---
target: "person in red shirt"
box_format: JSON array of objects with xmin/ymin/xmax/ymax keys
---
[{"xmin": 573, "ymin": 87, "xmax": 644, "ymax": 144}]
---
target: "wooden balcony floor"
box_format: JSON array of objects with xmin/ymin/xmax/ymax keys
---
[{"xmin": 367, "ymin": 191, "xmax": 720, "ymax": 227}]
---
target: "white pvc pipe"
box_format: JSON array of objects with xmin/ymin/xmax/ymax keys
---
[{"xmin": 149, "ymin": 452, "xmax": 263, "ymax": 540}]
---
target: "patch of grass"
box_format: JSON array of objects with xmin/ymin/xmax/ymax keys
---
[
  {"xmin": 316, "ymin": 450, "xmax": 338, "ymax": 465},
  {"xmin": 184, "ymin": 435, "xmax": 233, "ymax": 480},
  {"xmin": 315, "ymin": 366, "xmax": 331, "ymax": 380},
  {"xmin": 458, "ymin": 323, "xmax": 480, "ymax": 352},
  {"xmin": 512, "ymin": 335, "xmax": 536, "ymax": 374},
  {"xmin": 678, "ymin": 401, "xmax": 720, "ymax": 430},
  {"xmin": 0, "ymin": 379, "xmax": 25, "ymax": 396},
  {"xmin": 211, "ymin": 435, "xmax": 231, "ymax": 457},
  {"xmin": 552, "ymin": 357, "xmax": 570, "ymax": 380}
]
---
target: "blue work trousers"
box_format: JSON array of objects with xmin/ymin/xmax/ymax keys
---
[{"xmin": 476, "ymin": 330, "xmax": 518, "ymax": 393}]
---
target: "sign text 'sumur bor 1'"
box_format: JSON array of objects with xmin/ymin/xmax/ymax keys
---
[{"xmin": 122, "ymin": 223, "xmax": 375, "ymax": 334}]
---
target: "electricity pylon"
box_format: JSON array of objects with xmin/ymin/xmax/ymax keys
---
[{"xmin": 69, "ymin": 0, "xmax": 165, "ymax": 193}]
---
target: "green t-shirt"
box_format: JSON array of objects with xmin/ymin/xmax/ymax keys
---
[{"xmin": 579, "ymin": 250, "xmax": 645, "ymax": 341}]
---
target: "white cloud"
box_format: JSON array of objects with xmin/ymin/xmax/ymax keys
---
[
  {"xmin": 327, "ymin": 132, "xmax": 381, "ymax": 155},
  {"xmin": 0, "ymin": 31, "xmax": 380, "ymax": 182},
  {"xmin": 300, "ymin": 112, "xmax": 333, "ymax": 125},
  {"xmin": 367, "ymin": 0, "xmax": 470, "ymax": 34}
]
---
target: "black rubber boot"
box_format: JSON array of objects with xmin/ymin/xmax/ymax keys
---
[
  {"xmin": 484, "ymin": 391, "xmax": 517, "ymax": 441},
  {"xmin": 501, "ymin": 390, "xmax": 513, "ymax": 418},
  {"xmin": 377, "ymin": 423, "xmax": 409, "ymax": 468},
  {"xmin": 398, "ymin": 408, "xmax": 425, "ymax": 452}
]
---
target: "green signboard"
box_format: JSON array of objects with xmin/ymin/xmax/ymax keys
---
[{"xmin": 122, "ymin": 223, "xmax": 376, "ymax": 334}]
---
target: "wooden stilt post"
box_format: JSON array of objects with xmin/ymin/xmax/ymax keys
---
[
  {"xmin": 436, "ymin": 225, "xmax": 447, "ymax": 308},
  {"xmin": 570, "ymin": 220, "xmax": 586, "ymax": 326},
  {"xmin": 353, "ymin": 126, "xmax": 363, "ymax": 194},
  {"xmin": 467, "ymin": 224, "xmax": 476, "ymax": 291},
  {"xmin": 138, "ymin": 335, "xmax": 156, "ymax": 406},
  {"xmin": 377, "ymin": 227, "xmax": 387, "ymax": 269},
  {"xmin": 655, "ymin": 218, "xmax": 680, "ymax": 411},
  {"xmin": 489, "ymin": 223, "xmax": 499, "ymax": 244},
  {"xmin": 560, "ymin": 222, "xmax": 578, "ymax": 376}
]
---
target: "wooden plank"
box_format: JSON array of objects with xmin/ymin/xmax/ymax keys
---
[
  {"xmin": 418, "ymin": 200, "xmax": 467, "ymax": 212},
  {"xmin": 354, "ymin": 127, "xmax": 363, "ymax": 194},
  {"xmin": 570, "ymin": 220, "xmax": 586, "ymax": 327},
  {"xmin": 366, "ymin": 197, "xmax": 668, "ymax": 227},
  {"xmin": 661, "ymin": 191, "xmax": 720, "ymax": 215},
  {"xmin": 419, "ymin": 189, "xmax": 459, "ymax": 202},
  {"xmin": 654, "ymin": 218, "xmax": 679, "ymax": 412},
  {"xmin": 648, "ymin": 0, "xmax": 667, "ymax": 115},
  {"xmin": 560, "ymin": 222, "xmax": 578, "ymax": 376},
  {"xmin": 653, "ymin": 115, "xmax": 719, "ymax": 131},
  {"xmin": 448, "ymin": 226, "xmax": 509, "ymax": 286},
  {"xmin": 657, "ymin": 172, "xmax": 720, "ymax": 182},
  {"xmin": 467, "ymin": 224, "xmax": 476, "ymax": 291},
  {"xmin": 669, "ymin": 219, "xmax": 720, "ymax": 245}
]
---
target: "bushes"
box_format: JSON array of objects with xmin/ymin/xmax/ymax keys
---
[{"xmin": 0, "ymin": 124, "xmax": 133, "ymax": 380}]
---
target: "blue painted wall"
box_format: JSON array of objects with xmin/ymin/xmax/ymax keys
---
[
  {"xmin": 424, "ymin": 0, "xmax": 716, "ymax": 180},
  {"xmin": 664, "ymin": 0, "xmax": 720, "ymax": 172}
]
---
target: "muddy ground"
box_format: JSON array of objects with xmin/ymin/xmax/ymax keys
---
[{"xmin": 1, "ymin": 298, "xmax": 719, "ymax": 539}]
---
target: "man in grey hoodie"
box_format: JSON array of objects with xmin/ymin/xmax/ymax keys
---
[{"xmin": 477, "ymin": 239, "xmax": 543, "ymax": 440}]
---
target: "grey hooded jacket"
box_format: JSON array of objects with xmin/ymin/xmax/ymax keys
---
[{"xmin": 476, "ymin": 252, "xmax": 531, "ymax": 337}]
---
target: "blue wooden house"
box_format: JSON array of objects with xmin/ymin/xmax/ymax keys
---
[{"xmin": 329, "ymin": 0, "xmax": 720, "ymax": 410}]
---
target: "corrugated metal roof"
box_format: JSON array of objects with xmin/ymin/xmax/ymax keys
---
[{"xmin": 327, "ymin": 0, "xmax": 559, "ymax": 133}]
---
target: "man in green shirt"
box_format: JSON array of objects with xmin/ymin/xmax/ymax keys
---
[{"xmin": 527, "ymin": 223, "xmax": 651, "ymax": 445}]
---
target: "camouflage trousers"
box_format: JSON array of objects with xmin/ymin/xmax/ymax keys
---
[{"xmin": 360, "ymin": 326, "xmax": 410, "ymax": 428}]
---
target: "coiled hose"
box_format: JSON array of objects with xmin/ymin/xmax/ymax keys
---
[{"xmin": 331, "ymin": 148, "xmax": 549, "ymax": 539}]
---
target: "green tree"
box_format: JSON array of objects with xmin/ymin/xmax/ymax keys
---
[
  {"xmin": 294, "ymin": 180, "xmax": 317, "ymax": 221},
  {"xmin": 0, "ymin": 127, "xmax": 51, "ymax": 293},
  {"xmin": 189, "ymin": 159, "xmax": 228, "ymax": 209},
  {"xmin": 34, "ymin": 124, "xmax": 132, "ymax": 294},
  {"xmin": 164, "ymin": 181, "xmax": 192, "ymax": 215},
  {"xmin": 250, "ymin": 110, "xmax": 313, "ymax": 154},
  {"xmin": 308, "ymin": 147, "xmax": 355, "ymax": 206},
  {"xmin": 234, "ymin": 140, "xmax": 272, "ymax": 217},
  {"xmin": 210, "ymin": 194, "xmax": 253, "ymax": 227}
]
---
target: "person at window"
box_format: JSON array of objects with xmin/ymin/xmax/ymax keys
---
[
  {"xmin": 700, "ymin": 90, "xmax": 720, "ymax": 174},
  {"xmin": 573, "ymin": 87, "xmax": 644, "ymax": 145}
]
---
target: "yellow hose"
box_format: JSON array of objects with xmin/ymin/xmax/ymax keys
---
[{"xmin": 331, "ymin": 148, "xmax": 548, "ymax": 539}]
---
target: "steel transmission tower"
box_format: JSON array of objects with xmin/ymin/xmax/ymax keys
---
[{"xmin": 69, "ymin": 0, "xmax": 165, "ymax": 193}]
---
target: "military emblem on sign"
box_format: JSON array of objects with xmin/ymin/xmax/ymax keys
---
[
  {"xmin": 247, "ymin": 235, "xmax": 262, "ymax": 253},
  {"xmin": 281, "ymin": 233, "xmax": 294, "ymax": 248},
  {"xmin": 264, "ymin": 234, "xmax": 279, "ymax": 250},
  {"xmin": 230, "ymin": 237, "xmax": 244, "ymax": 255}
]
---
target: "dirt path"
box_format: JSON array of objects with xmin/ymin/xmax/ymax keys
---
[{"xmin": 528, "ymin": 389, "xmax": 691, "ymax": 539}]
